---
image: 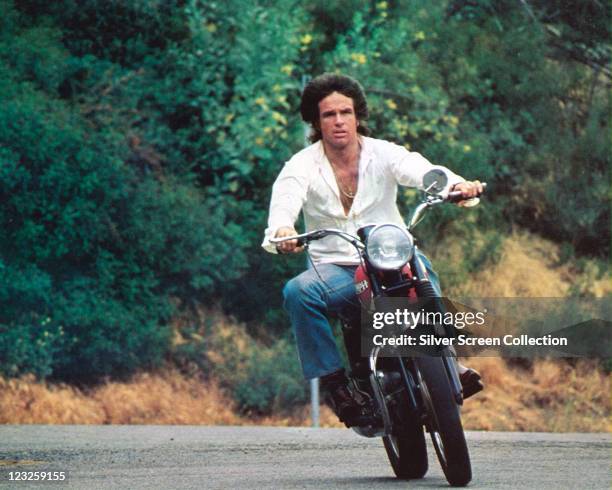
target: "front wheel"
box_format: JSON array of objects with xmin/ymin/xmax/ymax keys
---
[
  {"xmin": 416, "ymin": 356, "xmax": 471, "ymax": 487},
  {"xmin": 383, "ymin": 421, "xmax": 428, "ymax": 480}
]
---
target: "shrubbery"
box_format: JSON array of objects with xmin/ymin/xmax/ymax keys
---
[
  {"xmin": 0, "ymin": 0, "xmax": 609, "ymax": 405},
  {"xmin": 170, "ymin": 309, "xmax": 307, "ymax": 413}
]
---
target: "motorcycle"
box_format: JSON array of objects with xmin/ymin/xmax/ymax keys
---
[{"xmin": 271, "ymin": 168, "xmax": 485, "ymax": 487}]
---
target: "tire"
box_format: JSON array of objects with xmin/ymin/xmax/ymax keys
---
[
  {"xmin": 415, "ymin": 356, "xmax": 472, "ymax": 487},
  {"xmin": 383, "ymin": 421, "xmax": 428, "ymax": 480}
]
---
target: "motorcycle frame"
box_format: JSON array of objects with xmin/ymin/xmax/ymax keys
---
[{"xmin": 343, "ymin": 247, "xmax": 464, "ymax": 438}]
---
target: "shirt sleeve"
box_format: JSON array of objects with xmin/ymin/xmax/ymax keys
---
[
  {"xmin": 261, "ymin": 157, "xmax": 310, "ymax": 254},
  {"xmin": 386, "ymin": 143, "xmax": 464, "ymax": 191}
]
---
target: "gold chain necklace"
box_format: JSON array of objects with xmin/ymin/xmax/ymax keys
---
[
  {"xmin": 330, "ymin": 163, "xmax": 358, "ymax": 199},
  {"xmin": 329, "ymin": 145, "xmax": 360, "ymax": 200},
  {"xmin": 338, "ymin": 180, "xmax": 356, "ymax": 199}
]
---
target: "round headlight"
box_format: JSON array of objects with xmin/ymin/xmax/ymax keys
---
[{"xmin": 366, "ymin": 224, "xmax": 414, "ymax": 270}]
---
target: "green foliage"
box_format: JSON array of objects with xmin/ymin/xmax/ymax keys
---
[
  {"xmin": 430, "ymin": 1, "xmax": 610, "ymax": 254},
  {"xmin": 0, "ymin": 265, "xmax": 60, "ymax": 378},
  {"xmin": 0, "ymin": 0, "xmax": 248, "ymax": 381},
  {"xmin": 231, "ymin": 338, "xmax": 307, "ymax": 413},
  {"xmin": 170, "ymin": 313, "xmax": 307, "ymax": 414},
  {"xmin": 0, "ymin": 0, "xmax": 609, "ymax": 389}
]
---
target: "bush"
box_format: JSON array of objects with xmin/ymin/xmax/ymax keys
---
[
  {"xmin": 0, "ymin": 1, "xmax": 248, "ymax": 381},
  {"xmin": 232, "ymin": 339, "xmax": 307, "ymax": 413},
  {"xmin": 170, "ymin": 308, "xmax": 307, "ymax": 414},
  {"xmin": 0, "ymin": 0, "xmax": 608, "ymax": 388}
]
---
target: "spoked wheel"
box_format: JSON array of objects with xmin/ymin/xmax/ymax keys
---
[
  {"xmin": 383, "ymin": 421, "xmax": 428, "ymax": 480},
  {"xmin": 416, "ymin": 356, "xmax": 471, "ymax": 487}
]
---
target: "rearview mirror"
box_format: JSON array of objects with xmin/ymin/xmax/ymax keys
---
[{"xmin": 422, "ymin": 168, "xmax": 449, "ymax": 194}]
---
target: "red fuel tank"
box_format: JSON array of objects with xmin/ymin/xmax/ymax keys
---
[{"xmin": 354, "ymin": 264, "xmax": 372, "ymax": 305}]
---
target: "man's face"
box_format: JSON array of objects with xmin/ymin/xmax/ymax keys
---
[{"xmin": 317, "ymin": 91, "xmax": 359, "ymax": 150}]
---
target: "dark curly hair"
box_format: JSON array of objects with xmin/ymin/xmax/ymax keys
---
[{"xmin": 300, "ymin": 73, "xmax": 370, "ymax": 143}]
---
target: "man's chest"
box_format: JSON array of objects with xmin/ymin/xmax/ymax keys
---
[{"xmin": 305, "ymin": 162, "xmax": 394, "ymax": 217}]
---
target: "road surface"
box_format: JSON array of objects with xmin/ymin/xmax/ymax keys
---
[{"xmin": 0, "ymin": 426, "xmax": 609, "ymax": 489}]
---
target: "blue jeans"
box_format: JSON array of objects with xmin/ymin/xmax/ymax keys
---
[{"xmin": 283, "ymin": 250, "xmax": 442, "ymax": 379}]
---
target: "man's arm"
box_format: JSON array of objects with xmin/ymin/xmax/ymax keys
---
[
  {"xmin": 261, "ymin": 157, "xmax": 310, "ymax": 254},
  {"xmin": 386, "ymin": 142, "xmax": 482, "ymax": 204},
  {"xmin": 386, "ymin": 142, "xmax": 463, "ymax": 188}
]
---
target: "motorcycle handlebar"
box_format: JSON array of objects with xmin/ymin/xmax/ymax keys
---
[
  {"xmin": 270, "ymin": 229, "xmax": 360, "ymax": 248},
  {"xmin": 270, "ymin": 182, "xmax": 487, "ymax": 247},
  {"xmin": 446, "ymin": 182, "xmax": 487, "ymax": 203}
]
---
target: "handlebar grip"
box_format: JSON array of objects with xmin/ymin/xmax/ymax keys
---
[
  {"xmin": 447, "ymin": 190, "xmax": 464, "ymax": 202},
  {"xmin": 448, "ymin": 182, "xmax": 487, "ymax": 203},
  {"xmin": 273, "ymin": 235, "xmax": 306, "ymax": 254}
]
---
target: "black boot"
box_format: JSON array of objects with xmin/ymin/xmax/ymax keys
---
[
  {"xmin": 460, "ymin": 368, "xmax": 484, "ymax": 399},
  {"xmin": 320, "ymin": 369, "xmax": 374, "ymax": 427}
]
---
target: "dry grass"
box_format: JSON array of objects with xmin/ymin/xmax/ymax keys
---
[
  {"xmin": 461, "ymin": 358, "xmax": 611, "ymax": 432},
  {"xmin": 1, "ymin": 232, "xmax": 610, "ymax": 431},
  {"xmin": 438, "ymin": 230, "xmax": 611, "ymax": 431},
  {"xmin": 0, "ymin": 375, "xmax": 106, "ymax": 424},
  {"xmin": 1, "ymin": 360, "xmax": 609, "ymax": 431},
  {"xmin": 0, "ymin": 371, "xmax": 240, "ymax": 425},
  {"xmin": 92, "ymin": 372, "xmax": 240, "ymax": 425},
  {"xmin": 453, "ymin": 233, "xmax": 570, "ymax": 297},
  {"xmin": 444, "ymin": 231, "xmax": 611, "ymax": 298}
]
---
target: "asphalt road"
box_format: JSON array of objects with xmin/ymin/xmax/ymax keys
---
[{"xmin": 0, "ymin": 426, "xmax": 609, "ymax": 489}]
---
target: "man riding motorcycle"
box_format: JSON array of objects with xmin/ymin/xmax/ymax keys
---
[{"xmin": 262, "ymin": 73, "xmax": 483, "ymax": 427}]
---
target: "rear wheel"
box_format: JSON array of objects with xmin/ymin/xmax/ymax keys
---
[
  {"xmin": 416, "ymin": 356, "xmax": 471, "ymax": 487},
  {"xmin": 383, "ymin": 421, "xmax": 428, "ymax": 479}
]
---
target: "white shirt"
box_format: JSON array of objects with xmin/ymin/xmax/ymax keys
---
[{"xmin": 261, "ymin": 136, "xmax": 464, "ymax": 264}]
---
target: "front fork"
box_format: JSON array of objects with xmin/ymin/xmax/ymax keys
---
[
  {"xmin": 411, "ymin": 252, "xmax": 464, "ymax": 406},
  {"xmin": 443, "ymin": 351, "xmax": 464, "ymax": 405}
]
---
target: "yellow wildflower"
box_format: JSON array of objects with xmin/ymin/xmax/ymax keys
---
[
  {"xmin": 206, "ymin": 23, "xmax": 217, "ymax": 33},
  {"xmin": 263, "ymin": 127, "xmax": 272, "ymax": 134},
  {"xmin": 255, "ymin": 97, "xmax": 267, "ymax": 107},
  {"xmin": 385, "ymin": 99, "xmax": 398, "ymax": 110},
  {"xmin": 393, "ymin": 119, "xmax": 409, "ymax": 136},
  {"xmin": 414, "ymin": 31, "xmax": 426, "ymax": 41},
  {"xmin": 280, "ymin": 64, "xmax": 293, "ymax": 75},
  {"xmin": 463, "ymin": 145, "xmax": 472, "ymax": 153},
  {"xmin": 377, "ymin": 1, "xmax": 388, "ymax": 9},
  {"xmin": 350, "ymin": 53, "xmax": 367, "ymax": 65},
  {"xmin": 300, "ymin": 34, "xmax": 313, "ymax": 45},
  {"xmin": 271, "ymin": 111, "xmax": 287, "ymax": 125},
  {"xmin": 255, "ymin": 137, "xmax": 264, "ymax": 146}
]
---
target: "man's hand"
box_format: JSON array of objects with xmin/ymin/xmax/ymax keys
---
[
  {"xmin": 451, "ymin": 180, "xmax": 484, "ymax": 207},
  {"xmin": 275, "ymin": 227, "xmax": 305, "ymax": 254}
]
